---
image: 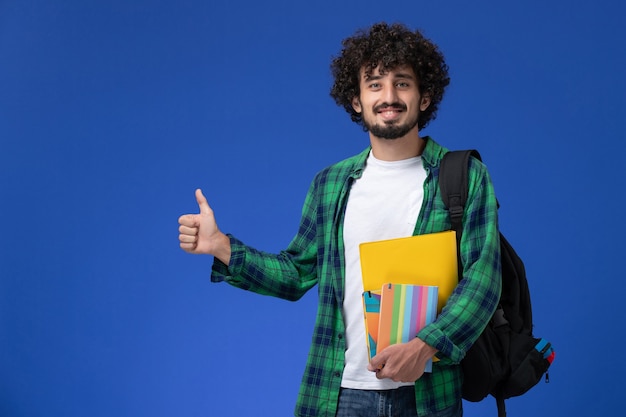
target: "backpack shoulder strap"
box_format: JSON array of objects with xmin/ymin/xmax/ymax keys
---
[
  {"xmin": 438, "ymin": 149, "xmax": 482, "ymax": 225},
  {"xmin": 438, "ymin": 149, "xmax": 482, "ymax": 278}
]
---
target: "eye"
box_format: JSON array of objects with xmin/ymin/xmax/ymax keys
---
[
  {"xmin": 396, "ymin": 82, "xmax": 410, "ymax": 88},
  {"xmin": 368, "ymin": 82, "xmax": 381, "ymax": 89}
]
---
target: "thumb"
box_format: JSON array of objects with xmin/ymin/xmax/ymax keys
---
[
  {"xmin": 368, "ymin": 352, "xmax": 385, "ymax": 372},
  {"xmin": 195, "ymin": 188, "xmax": 211, "ymax": 215}
]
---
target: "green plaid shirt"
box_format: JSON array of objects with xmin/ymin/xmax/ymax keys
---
[{"xmin": 211, "ymin": 137, "xmax": 501, "ymax": 416}]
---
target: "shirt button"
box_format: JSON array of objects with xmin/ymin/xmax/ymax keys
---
[
  {"xmin": 334, "ymin": 371, "xmax": 341, "ymax": 377},
  {"xmin": 338, "ymin": 333, "xmax": 343, "ymax": 339}
]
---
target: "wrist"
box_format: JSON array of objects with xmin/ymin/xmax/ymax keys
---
[
  {"xmin": 412, "ymin": 337, "xmax": 438, "ymax": 357},
  {"xmin": 212, "ymin": 232, "xmax": 232, "ymax": 265}
]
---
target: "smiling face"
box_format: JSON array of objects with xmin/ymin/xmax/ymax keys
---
[{"xmin": 351, "ymin": 65, "xmax": 431, "ymax": 140}]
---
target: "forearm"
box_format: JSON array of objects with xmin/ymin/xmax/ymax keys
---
[
  {"xmin": 418, "ymin": 246, "xmax": 501, "ymax": 363},
  {"xmin": 211, "ymin": 234, "xmax": 318, "ymax": 301}
]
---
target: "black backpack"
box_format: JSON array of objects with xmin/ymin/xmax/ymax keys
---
[{"xmin": 438, "ymin": 150, "xmax": 555, "ymax": 417}]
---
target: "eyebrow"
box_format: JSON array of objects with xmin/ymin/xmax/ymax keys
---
[{"xmin": 363, "ymin": 72, "xmax": 416, "ymax": 82}]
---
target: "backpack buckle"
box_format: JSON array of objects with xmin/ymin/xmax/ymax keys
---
[{"xmin": 449, "ymin": 205, "xmax": 463, "ymax": 220}]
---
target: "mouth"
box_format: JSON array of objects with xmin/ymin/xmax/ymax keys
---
[
  {"xmin": 374, "ymin": 103, "xmax": 406, "ymax": 122},
  {"xmin": 376, "ymin": 106, "xmax": 404, "ymax": 121}
]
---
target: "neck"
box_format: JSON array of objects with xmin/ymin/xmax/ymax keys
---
[{"xmin": 369, "ymin": 130, "xmax": 426, "ymax": 161}]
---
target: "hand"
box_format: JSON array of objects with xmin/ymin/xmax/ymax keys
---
[
  {"xmin": 367, "ymin": 338, "xmax": 438, "ymax": 382},
  {"xmin": 178, "ymin": 189, "xmax": 231, "ymax": 264}
]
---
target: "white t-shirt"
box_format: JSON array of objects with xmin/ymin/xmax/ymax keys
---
[{"xmin": 341, "ymin": 150, "xmax": 427, "ymax": 389}]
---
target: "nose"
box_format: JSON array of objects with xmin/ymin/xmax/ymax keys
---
[{"xmin": 381, "ymin": 83, "xmax": 399, "ymax": 104}]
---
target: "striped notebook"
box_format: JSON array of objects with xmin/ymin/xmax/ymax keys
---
[{"xmin": 376, "ymin": 283, "xmax": 438, "ymax": 372}]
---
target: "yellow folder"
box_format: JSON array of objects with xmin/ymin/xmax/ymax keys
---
[{"xmin": 359, "ymin": 230, "xmax": 458, "ymax": 313}]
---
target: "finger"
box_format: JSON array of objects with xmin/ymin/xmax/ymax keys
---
[
  {"xmin": 178, "ymin": 224, "xmax": 198, "ymax": 235},
  {"xmin": 368, "ymin": 362, "xmax": 385, "ymax": 375},
  {"xmin": 178, "ymin": 214, "xmax": 199, "ymax": 227},
  {"xmin": 368, "ymin": 350, "xmax": 387, "ymax": 372},
  {"xmin": 180, "ymin": 241, "xmax": 197, "ymax": 252},
  {"xmin": 179, "ymin": 233, "xmax": 198, "ymax": 244},
  {"xmin": 195, "ymin": 189, "xmax": 211, "ymax": 215}
]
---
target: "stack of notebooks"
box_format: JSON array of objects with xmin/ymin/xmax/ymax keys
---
[{"xmin": 359, "ymin": 230, "xmax": 458, "ymax": 372}]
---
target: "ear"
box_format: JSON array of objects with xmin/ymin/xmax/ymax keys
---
[
  {"xmin": 351, "ymin": 96, "xmax": 362, "ymax": 113},
  {"xmin": 420, "ymin": 94, "xmax": 432, "ymax": 112}
]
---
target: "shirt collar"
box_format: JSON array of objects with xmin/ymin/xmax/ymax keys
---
[{"xmin": 420, "ymin": 136, "xmax": 448, "ymax": 169}]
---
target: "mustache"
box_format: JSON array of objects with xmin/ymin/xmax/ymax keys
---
[{"xmin": 374, "ymin": 102, "xmax": 407, "ymax": 112}]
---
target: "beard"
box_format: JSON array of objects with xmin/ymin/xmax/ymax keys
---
[{"xmin": 362, "ymin": 103, "xmax": 420, "ymax": 140}]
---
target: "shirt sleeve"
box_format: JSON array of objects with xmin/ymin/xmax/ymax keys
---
[
  {"xmin": 209, "ymin": 179, "xmax": 320, "ymax": 301},
  {"xmin": 417, "ymin": 157, "xmax": 502, "ymax": 363}
]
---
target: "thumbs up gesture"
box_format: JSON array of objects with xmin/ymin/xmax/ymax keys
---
[{"xmin": 178, "ymin": 189, "xmax": 231, "ymax": 264}]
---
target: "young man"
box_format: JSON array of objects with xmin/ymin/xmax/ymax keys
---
[{"xmin": 178, "ymin": 22, "xmax": 501, "ymax": 417}]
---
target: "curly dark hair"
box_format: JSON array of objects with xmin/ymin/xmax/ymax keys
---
[{"xmin": 330, "ymin": 22, "xmax": 450, "ymax": 130}]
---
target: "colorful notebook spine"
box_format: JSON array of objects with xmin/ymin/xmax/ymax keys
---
[{"xmin": 363, "ymin": 284, "xmax": 438, "ymax": 372}]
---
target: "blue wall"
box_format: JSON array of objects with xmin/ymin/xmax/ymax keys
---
[{"xmin": 2, "ymin": 1, "xmax": 625, "ymax": 416}]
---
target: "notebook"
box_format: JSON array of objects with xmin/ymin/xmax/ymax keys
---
[
  {"xmin": 377, "ymin": 283, "xmax": 439, "ymax": 372},
  {"xmin": 362, "ymin": 290, "xmax": 382, "ymax": 359},
  {"xmin": 359, "ymin": 230, "xmax": 458, "ymax": 313}
]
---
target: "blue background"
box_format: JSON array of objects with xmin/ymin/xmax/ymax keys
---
[{"xmin": 1, "ymin": 1, "xmax": 625, "ymax": 416}]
